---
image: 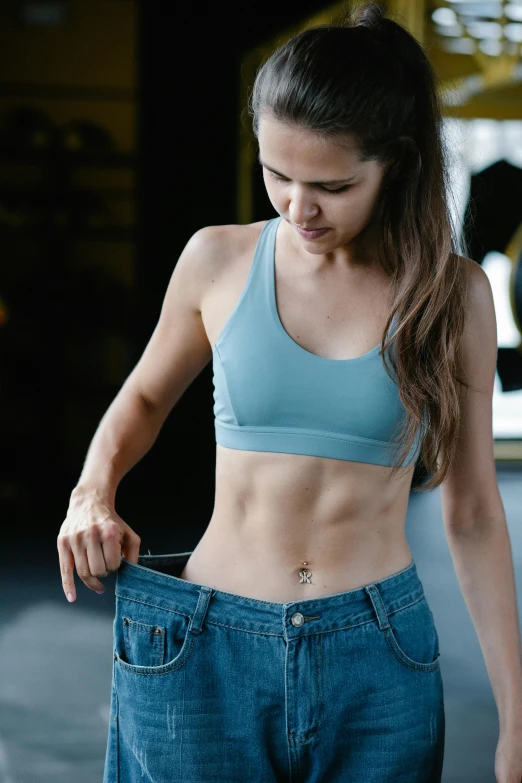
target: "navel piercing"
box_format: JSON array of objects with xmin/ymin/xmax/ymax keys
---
[{"xmin": 299, "ymin": 561, "xmax": 312, "ymax": 583}]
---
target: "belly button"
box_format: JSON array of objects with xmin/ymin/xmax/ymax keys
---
[{"xmin": 298, "ymin": 561, "xmax": 312, "ymax": 584}]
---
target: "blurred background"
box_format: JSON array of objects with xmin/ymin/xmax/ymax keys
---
[{"xmin": 1, "ymin": 0, "xmax": 521, "ymax": 780}]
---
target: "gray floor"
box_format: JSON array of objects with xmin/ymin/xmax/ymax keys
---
[{"xmin": 2, "ymin": 466, "xmax": 521, "ymax": 782}]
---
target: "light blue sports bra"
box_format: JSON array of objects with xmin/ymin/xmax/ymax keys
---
[{"xmin": 212, "ymin": 215, "xmax": 423, "ymax": 467}]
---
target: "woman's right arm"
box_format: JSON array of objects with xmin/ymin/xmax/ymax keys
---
[{"xmin": 57, "ymin": 225, "xmax": 225, "ymax": 602}]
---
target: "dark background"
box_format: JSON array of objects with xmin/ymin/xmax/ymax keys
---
[{"xmin": 0, "ymin": 1, "xmax": 341, "ymax": 563}]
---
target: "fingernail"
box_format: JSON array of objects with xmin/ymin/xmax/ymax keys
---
[
  {"xmin": 96, "ymin": 589, "xmax": 105, "ymax": 595},
  {"xmin": 67, "ymin": 592, "xmax": 75, "ymax": 602}
]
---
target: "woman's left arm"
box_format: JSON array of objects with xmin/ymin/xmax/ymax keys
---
[{"xmin": 440, "ymin": 259, "xmax": 522, "ymax": 780}]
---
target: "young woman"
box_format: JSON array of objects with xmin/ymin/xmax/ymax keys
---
[{"xmin": 58, "ymin": 3, "xmax": 522, "ymax": 781}]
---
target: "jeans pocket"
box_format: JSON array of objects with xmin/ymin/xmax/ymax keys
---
[
  {"xmin": 114, "ymin": 594, "xmax": 195, "ymax": 675},
  {"xmin": 384, "ymin": 594, "xmax": 441, "ymax": 672},
  {"xmin": 123, "ymin": 614, "xmax": 166, "ymax": 667}
]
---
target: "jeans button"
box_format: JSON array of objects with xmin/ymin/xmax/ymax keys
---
[{"xmin": 291, "ymin": 612, "xmax": 304, "ymax": 627}]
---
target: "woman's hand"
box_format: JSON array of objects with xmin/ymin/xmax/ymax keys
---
[
  {"xmin": 57, "ymin": 486, "xmax": 141, "ymax": 602},
  {"xmin": 495, "ymin": 728, "xmax": 522, "ymax": 782}
]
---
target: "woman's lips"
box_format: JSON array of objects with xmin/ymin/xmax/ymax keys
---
[{"xmin": 294, "ymin": 225, "xmax": 330, "ymax": 239}]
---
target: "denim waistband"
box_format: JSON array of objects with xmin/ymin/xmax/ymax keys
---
[{"xmin": 116, "ymin": 554, "xmax": 423, "ymax": 640}]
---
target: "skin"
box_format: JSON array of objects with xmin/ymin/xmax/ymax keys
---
[
  {"xmin": 257, "ymin": 114, "xmax": 388, "ymax": 272},
  {"xmin": 178, "ymin": 115, "xmax": 417, "ymax": 602}
]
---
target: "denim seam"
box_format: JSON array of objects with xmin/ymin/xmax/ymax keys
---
[
  {"xmin": 114, "ymin": 635, "xmax": 196, "ymax": 675},
  {"xmin": 384, "ymin": 632, "xmax": 440, "ymax": 672},
  {"xmin": 386, "ymin": 593, "xmax": 425, "ymax": 617},
  {"xmin": 183, "ymin": 611, "xmax": 402, "ymax": 638},
  {"xmin": 116, "ymin": 592, "xmax": 426, "ymax": 636},
  {"xmin": 122, "ymin": 617, "xmax": 165, "ymax": 633},
  {"xmin": 116, "ymin": 592, "xmax": 191, "ymax": 618}
]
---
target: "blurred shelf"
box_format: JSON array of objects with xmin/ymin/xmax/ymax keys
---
[
  {"xmin": 494, "ymin": 440, "xmax": 522, "ymax": 460},
  {"xmin": 0, "ymin": 225, "xmax": 135, "ymax": 241},
  {"xmin": 0, "ymin": 82, "xmax": 137, "ymax": 102},
  {"xmin": 0, "ymin": 185, "xmax": 134, "ymax": 196},
  {"xmin": 0, "ymin": 148, "xmax": 136, "ymax": 168}
]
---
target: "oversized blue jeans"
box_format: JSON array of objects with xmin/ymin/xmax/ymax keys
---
[{"xmin": 103, "ymin": 552, "xmax": 445, "ymax": 782}]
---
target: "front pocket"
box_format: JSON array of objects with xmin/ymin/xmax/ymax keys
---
[
  {"xmin": 384, "ymin": 594, "xmax": 440, "ymax": 672},
  {"xmin": 123, "ymin": 616, "xmax": 166, "ymax": 668},
  {"xmin": 114, "ymin": 594, "xmax": 195, "ymax": 675}
]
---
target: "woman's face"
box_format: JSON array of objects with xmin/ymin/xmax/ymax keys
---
[{"xmin": 258, "ymin": 114, "xmax": 388, "ymax": 265}]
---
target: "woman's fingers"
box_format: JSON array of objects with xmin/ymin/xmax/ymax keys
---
[
  {"xmin": 57, "ymin": 538, "xmax": 77, "ymax": 602},
  {"xmin": 57, "ymin": 495, "xmax": 139, "ymax": 602},
  {"xmin": 70, "ymin": 534, "xmax": 106, "ymax": 594}
]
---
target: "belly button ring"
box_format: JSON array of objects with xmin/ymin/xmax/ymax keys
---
[{"xmin": 299, "ymin": 561, "xmax": 312, "ymax": 583}]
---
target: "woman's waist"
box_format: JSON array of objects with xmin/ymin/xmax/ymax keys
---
[{"xmin": 180, "ymin": 514, "xmax": 412, "ymax": 602}]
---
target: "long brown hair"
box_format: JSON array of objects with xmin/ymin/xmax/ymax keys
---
[{"xmin": 247, "ymin": 1, "xmax": 473, "ymax": 491}]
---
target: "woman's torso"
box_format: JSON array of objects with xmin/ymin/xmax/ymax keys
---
[{"xmin": 179, "ymin": 218, "xmax": 416, "ymax": 602}]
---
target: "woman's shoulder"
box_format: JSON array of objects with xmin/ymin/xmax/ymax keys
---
[
  {"xmin": 194, "ymin": 219, "xmax": 272, "ymax": 271},
  {"xmin": 190, "ymin": 220, "xmax": 272, "ymax": 303},
  {"xmin": 450, "ymin": 252, "xmax": 480, "ymax": 272},
  {"xmin": 196, "ymin": 218, "xmax": 271, "ymax": 246}
]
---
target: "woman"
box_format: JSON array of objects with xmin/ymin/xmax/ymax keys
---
[{"xmin": 57, "ymin": 3, "xmax": 522, "ymax": 782}]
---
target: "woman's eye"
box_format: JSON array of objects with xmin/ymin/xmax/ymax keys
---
[
  {"xmin": 324, "ymin": 185, "xmax": 350, "ymax": 193},
  {"xmin": 267, "ymin": 171, "xmax": 350, "ymax": 194}
]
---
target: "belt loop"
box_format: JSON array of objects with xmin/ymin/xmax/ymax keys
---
[
  {"xmin": 189, "ymin": 586, "xmax": 214, "ymax": 635},
  {"xmin": 365, "ymin": 584, "xmax": 390, "ymax": 631}
]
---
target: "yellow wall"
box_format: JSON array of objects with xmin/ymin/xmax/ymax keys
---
[
  {"xmin": 0, "ymin": 1, "xmax": 138, "ymax": 459},
  {"xmin": 0, "ymin": 0, "xmax": 136, "ymax": 151}
]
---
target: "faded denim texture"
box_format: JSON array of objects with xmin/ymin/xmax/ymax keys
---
[{"xmin": 103, "ymin": 553, "xmax": 444, "ymax": 782}]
